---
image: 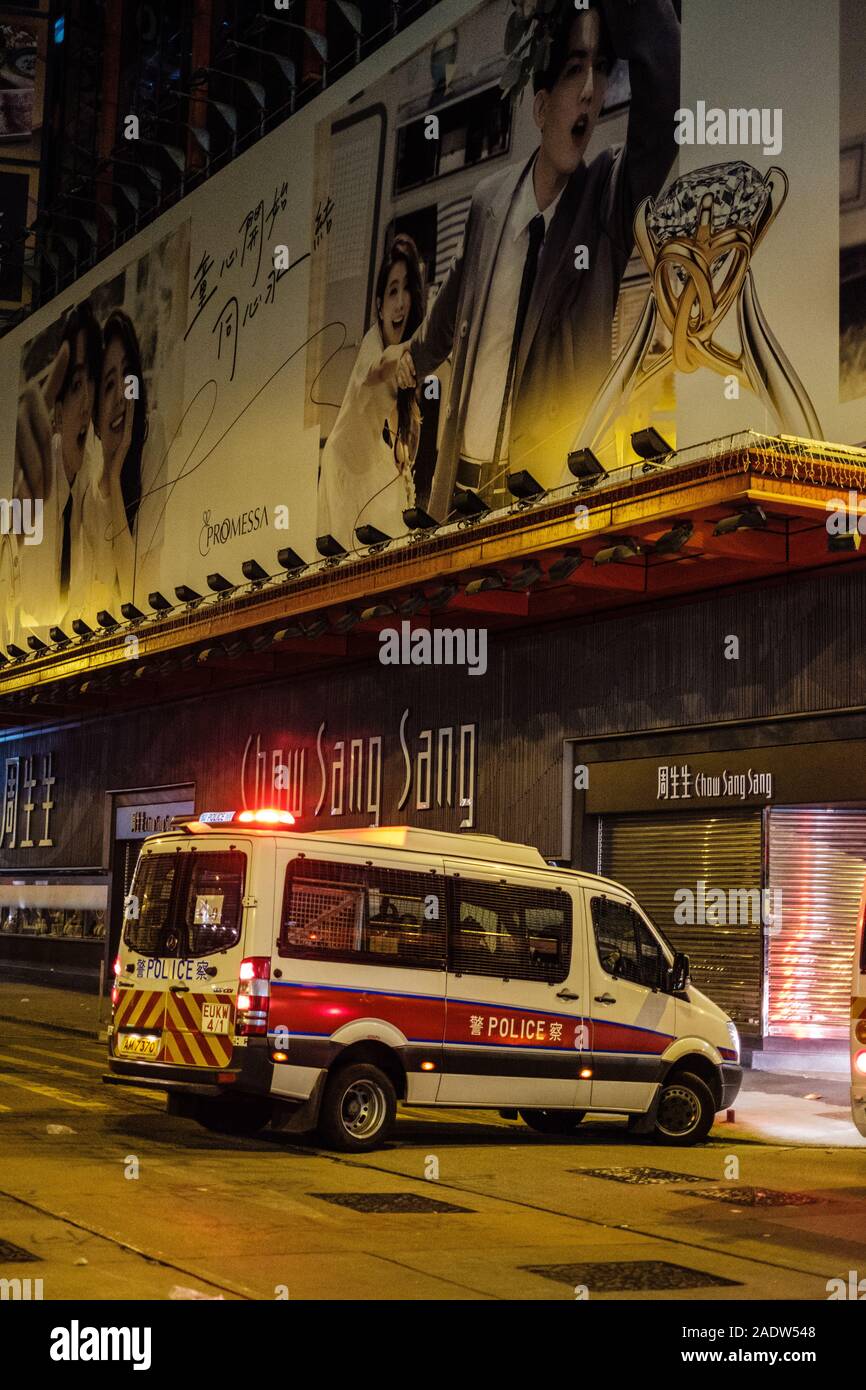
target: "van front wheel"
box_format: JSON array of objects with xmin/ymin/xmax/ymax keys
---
[
  {"xmin": 318, "ymin": 1063, "xmax": 396, "ymax": 1152},
  {"xmin": 653, "ymin": 1071, "xmax": 715, "ymax": 1146}
]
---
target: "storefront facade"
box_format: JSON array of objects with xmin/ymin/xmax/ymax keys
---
[{"xmin": 3, "ymin": 560, "xmax": 866, "ymax": 1057}]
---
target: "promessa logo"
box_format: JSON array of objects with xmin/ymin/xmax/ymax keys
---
[{"xmin": 49, "ymin": 1321, "xmax": 152, "ymax": 1371}]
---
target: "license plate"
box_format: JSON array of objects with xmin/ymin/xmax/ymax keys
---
[
  {"xmin": 117, "ymin": 1033, "xmax": 161, "ymax": 1060},
  {"xmin": 201, "ymin": 1001, "xmax": 232, "ymax": 1034}
]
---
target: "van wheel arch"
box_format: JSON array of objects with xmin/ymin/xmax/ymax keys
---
[
  {"xmin": 329, "ymin": 1041, "xmax": 407, "ymax": 1101},
  {"xmin": 663, "ymin": 1054, "xmax": 722, "ymax": 1111}
]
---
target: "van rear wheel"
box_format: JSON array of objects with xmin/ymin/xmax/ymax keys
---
[
  {"xmin": 653, "ymin": 1071, "xmax": 715, "ymax": 1146},
  {"xmin": 519, "ymin": 1108, "xmax": 585, "ymax": 1135},
  {"xmin": 318, "ymin": 1062, "xmax": 396, "ymax": 1152}
]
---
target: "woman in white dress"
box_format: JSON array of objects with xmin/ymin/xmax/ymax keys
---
[{"xmin": 317, "ymin": 234, "xmax": 427, "ymax": 548}]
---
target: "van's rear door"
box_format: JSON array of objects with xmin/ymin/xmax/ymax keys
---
[{"xmin": 113, "ymin": 836, "xmax": 258, "ymax": 1069}]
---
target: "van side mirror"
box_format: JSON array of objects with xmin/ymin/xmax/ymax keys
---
[{"xmin": 668, "ymin": 951, "xmax": 690, "ymax": 993}]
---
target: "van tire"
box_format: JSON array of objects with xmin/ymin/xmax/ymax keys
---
[
  {"xmin": 653, "ymin": 1071, "xmax": 715, "ymax": 1146},
  {"xmin": 194, "ymin": 1097, "xmax": 272, "ymax": 1136},
  {"xmin": 318, "ymin": 1062, "xmax": 396, "ymax": 1152},
  {"xmin": 519, "ymin": 1108, "xmax": 585, "ymax": 1135}
]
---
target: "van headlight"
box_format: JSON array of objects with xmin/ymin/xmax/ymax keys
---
[{"xmin": 725, "ymin": 1020, "xmax": 740, "ymax": 1061}]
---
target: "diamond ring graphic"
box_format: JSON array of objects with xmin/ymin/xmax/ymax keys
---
[{"xmin": 577, "ymin": 161, "xmax": 822, "ymax": 453}]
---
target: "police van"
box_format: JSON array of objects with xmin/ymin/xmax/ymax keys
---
[{"xmin": 105, "ymin": 811, "xmax": 742, "ymax": 1152}]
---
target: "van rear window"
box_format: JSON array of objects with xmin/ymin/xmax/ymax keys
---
[{"xmin": 124, "ymin": 851, "xmax": 246, "ymax": 956}]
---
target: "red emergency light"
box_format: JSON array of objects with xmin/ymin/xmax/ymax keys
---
[
  {"xmin": 237, "ymin": 808, "xmax": 296, "ymax": 826},
  {"xmin": 176, "ymin": 808, "xmax": 297, "ymax": 831}
]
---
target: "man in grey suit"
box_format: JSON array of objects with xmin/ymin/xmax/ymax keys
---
[{"xmin": 387, "ymin": 0, "xmax": 680, "ymax": 519}]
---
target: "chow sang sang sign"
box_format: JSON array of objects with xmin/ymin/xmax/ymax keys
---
[{"xmin": 241, "ymin": 709, "xmax": 477, "ymax": 829}]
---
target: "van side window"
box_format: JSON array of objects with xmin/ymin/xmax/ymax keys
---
[
  {"xmin": 590, "ymin": 897, "xmax": 663, "ymax": 988},
  {"xmin": 279, "ymin": 859, "xmax": 446, "ymax": 969},
  {"xmin": 451, "ymin": 880, "xmax": 570, "ymax": 983}
]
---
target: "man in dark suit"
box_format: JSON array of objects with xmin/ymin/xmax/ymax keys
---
[{"xmin": 386, "ymin": 0, "xmax": 680, "ymax": 518}]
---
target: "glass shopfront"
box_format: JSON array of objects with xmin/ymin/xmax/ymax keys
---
[{"xmin": 0, "ymin": 878, "xmax": 109, "ymax": 989}]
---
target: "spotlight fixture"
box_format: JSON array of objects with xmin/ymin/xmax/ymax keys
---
[
  {"xmin": 652, "ymin": 519, "xmax": 694, "ymax": 555},
  {"xmin": 465, "ymin": 572, "xmax": 505, "ymax": 595},
  {"xmin": 175, "ymin": 584, "xmax": 203, "ymax": 604},
  {"xmin": 567, "ymin": 448, "xmax": 606, "ymax": 483},
  {"xmin": 548, "ymin": 549, "xmax": 583, "ymax": 581},
  {"xmin": 508, "ymin": 561, "xmax": 543, "ymax": 591},
  {"xmin": 242, "ymin": 559, "xmax": 270, "ymax": 584},
  {"xmin": 223, "ymin": 638, "xmax": 248, "ymax": 660},
  {"xmin": 631, "ymin": 427, "xmax": 673, "ymax": 461},
  {"xmin": 316, "ymin": 534, "xmax": 348, "ymax": 559},
  {"xmin": 332, "ymin": 608, "xmax": 360, "ymax": 634},
  {"xmin": 300, "ymin": 614, "xmax": 329, "ymax": 638},
  {"xmin": 7, "ymin": 644, "xmax": 27, "ymax": 660},
  {"xmin": 27, "ymin": 635, "xmax": 48, "ymax": 653},
  {"xmin": 97, "ymin": 610, "xmax": 119, "ymax": 630},
  {"xmin": 49, "ymin": 626, "xmax": 71, "ymax": 645},
  {"xmin": 148, "ymin": 591, "xmax": 173, "ymax": 612},
  {"xmin": 428, "ymin": 581, "xmax": 458, "ymax": 609},
  {"xmin": 506, "ymin": 469, "xmax": 545, "ymax": 501},
  {"xmin": 403, "ymin": 506, "xmax": 439, "ymax": 532},
  {"xmin": 276, "ymin": 547, "xmax": 307, "ymax": 574},
  {"xmin": 828, "ymin": 530, "xmax": 862, "ymax": 553},
  {"xmin": 713, "ymin": 504, "xmax": 768, "ymax": 537},
  {"xmin": 360, "ymin": 601, "xmax": 396, "ymax": 621},
  {"xmin": 207, "ymin": 572, "xmax": 234, "ymax": 595},
  {"xmin": 196, "ymin": 644, "xmax": 225, "ymax": 664},
  {"xmin": 249, "ymin": 629, "xmax": 275, "ymax": 652},
  {"xmin": 120, "ymin": 603, "xmax": 145, "ymax": 622},
  {"xmin": 72, "ymin": 618, "xmax": 93, "ymax": 637},
  {"xmin": 593, "ymin": 535, "xmax": 642, "ymax": 566},
  {"xmin": 397, "ymin": 591, "xmax": 427, "ymax": 616},
  {"xmin": 0, "ymin": 652, "xmax": 8, "ymax": 667},
  {"xmin": 452, "ymin": 489, "xmax": 489, "ymax": 520},
  {"xmin": 272, "ymin": 622, "xmax": 305, "ymax": 642},
  {"xmin": 355, "ymin": 523, "xmax": 391, "ymax": 549}
]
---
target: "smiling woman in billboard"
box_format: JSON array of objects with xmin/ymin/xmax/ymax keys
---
[{"xmin": 317, "ymin": 232, "xmax": 436, "ymax": 549}]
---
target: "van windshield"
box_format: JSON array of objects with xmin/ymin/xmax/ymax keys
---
[{"xmin": 124, "ymin": 850, "xmax": 246, "ymax": 957}]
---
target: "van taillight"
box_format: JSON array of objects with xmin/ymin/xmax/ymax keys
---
[
  {"xmin": 854, "ymin": 1050, "xmax": 866, "ymax": 1078},
  {"xmin": 237, "ymin": 956, "xmax": 270, "ymax": 1036},
  {"xmin": 111, "ymin": 955, "xmax": 121, "ymax": 1008}
]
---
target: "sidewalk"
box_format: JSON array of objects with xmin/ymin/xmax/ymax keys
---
[
  {"xmin": 0, "ymin": 980, "xmax": 861, "ymax": 1147},
  {"xmin": 0, "ymin": 980, "xmax": 108, "ymax": 1038}
]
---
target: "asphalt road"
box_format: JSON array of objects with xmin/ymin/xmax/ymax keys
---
[{"xmin": 1, "ymin": 1017, "xmax": 864, "ymax": 1301}]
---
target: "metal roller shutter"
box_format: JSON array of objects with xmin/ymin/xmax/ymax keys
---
[
  {"xmin": 767, "ymin": 808, "xmax": 866, "ymax": 1040},
  {"xmin": 598, "ymin": 811, "xmax": 763, "ymax": 1032}
]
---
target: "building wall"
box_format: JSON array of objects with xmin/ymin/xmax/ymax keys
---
[{"xmin": 2, "ymin": 563, "xmax": 866, "ymax": 874}]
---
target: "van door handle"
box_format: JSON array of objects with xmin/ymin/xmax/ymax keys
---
[
  {"xmin": 169, "ymin": 985, "xmax": 189, "ymax": 994},
  {"xmin": 556, "ymin": 988, "xmax": 579, "ymax": 1000},
  {"xmin": 593, "ymin": 993, "xmax": 616, "ymax": 1005}
]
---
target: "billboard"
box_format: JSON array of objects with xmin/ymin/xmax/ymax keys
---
[{"xmin": 0, "ymin": 0, "xmax": 863, "ymax": 648}]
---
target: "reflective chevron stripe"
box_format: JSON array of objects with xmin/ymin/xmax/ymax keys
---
[
  {"xmin": 113, "ymin": 988, "xmax": 165, "ymax": 1032},
  {"xmin": 163, "ymin": 991, "xmax": 235, "ymax": 1068}
]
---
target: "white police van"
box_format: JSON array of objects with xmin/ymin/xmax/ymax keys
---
[{"xmin": 105, "ymin": 812, "xmax": 742, "ymax": 1151}]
